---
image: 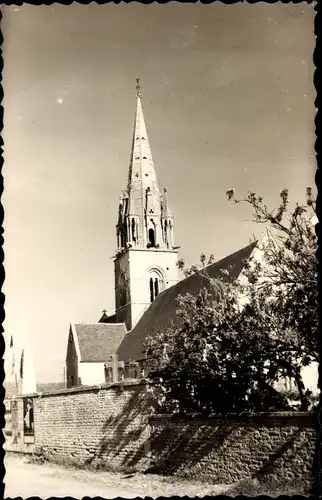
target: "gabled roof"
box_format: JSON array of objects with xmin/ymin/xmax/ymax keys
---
[
  {"xmin": 98, "ymin": 311, "xmax": 117, "ymax": 324},
  {"xmin": 73, "ymin": 323, "xmax": 126, "ymax": 363},
  {"xmin": 117, "ymin": 242, "xmax": 257, "ymax": 363}
]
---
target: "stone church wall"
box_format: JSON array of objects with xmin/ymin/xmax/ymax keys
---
[{"xmin": 149, "ymin": 412, "xmax": 317, "ymax": 492}]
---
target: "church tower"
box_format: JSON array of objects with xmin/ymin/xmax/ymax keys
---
[{"xmin": 114, "ymin": 79, "xmax": 179, "ymax": 331}]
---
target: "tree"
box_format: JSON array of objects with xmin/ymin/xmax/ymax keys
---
[
  {"xmin": 226, "ymin": 187, "xmax": 318, "ymax": 363},
  {"xmin": 144, "ymin": 188, "xmax": 318, "ymax": 413}
]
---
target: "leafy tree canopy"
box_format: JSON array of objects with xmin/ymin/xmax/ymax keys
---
[{"xmin": 145, "ymin": 188, "xmax": 318, "ymax": 413}]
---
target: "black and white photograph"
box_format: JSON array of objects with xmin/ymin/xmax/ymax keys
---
[{"xmin": 2, "ymin": 3, "xmax": 318, "ymax": 497}]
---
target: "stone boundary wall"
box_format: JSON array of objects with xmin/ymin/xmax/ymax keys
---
[
  {"xmin": 4, "ymin": 383, "xmax": 317, "ymax": 492},
  {"xmin": 25, "ymin": 380, "xmax": 154, "ymax": 470},
  {"xmin": 149, "ymin": 412, "xmax": 317, "ymax": 490}
]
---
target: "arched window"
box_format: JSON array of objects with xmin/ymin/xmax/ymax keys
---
[
  {"xmin": 131, "ymin": 218, "xmax": 136, "ymax": 243},
  {"xmin": 119, "ymin": 272, "xmax": 127, "ymax": 307},
  {"xmin": 154, "ymin": 278, "xmax": 159, "ymax": 297},
  {"xmin": 120, "ymin": 228, "xmax": 125, "ymax": 248},
  {"xmin": 149, "ymin": 268, "xmax": 164, "ymax": 303},
  {"xmin": 148, "ymin": 228, "xmax": 155, "ymax": 247},
  {"xmin": 168, "ymin": 220, "xmax": 172, "ymax": 246},
  {"xmin": 150, "ymin": 277, "xmax": 159, "ymax": 303},
  {"xmin": 164, "ymin": 219, "xmax": 168, "ymax": 246}
]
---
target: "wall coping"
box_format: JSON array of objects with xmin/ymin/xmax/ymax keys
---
[
  {"xmin": 5, "ymin": 378, "xmax": 151, "ymax": 400},
  {"xmin": 149, "ymin": 411, "xmax": 315, "ymax": 421}
]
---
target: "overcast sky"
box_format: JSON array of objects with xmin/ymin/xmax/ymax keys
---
[{"xmin": 2, "ymin": 3, "xmax": 315, "ymax": 382}]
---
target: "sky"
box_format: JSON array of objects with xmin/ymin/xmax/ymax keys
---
[{"xmin": 2, "ymin": 3, "xmax": 316, "ymax": 382}]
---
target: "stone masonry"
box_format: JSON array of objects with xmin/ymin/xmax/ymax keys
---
[
  {"xmin": 149, "ymin": 412, "xmax": 317, "ymax": 491},
  {"xmin": 32, "ymin": 380, "xmax": 155, "ymax": 470},
  {"xmin": 5, "ymin": 382, "xmax": 317, "ymax": 492}
]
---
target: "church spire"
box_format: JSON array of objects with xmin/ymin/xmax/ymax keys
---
[
  {"xmin": 113, "ymin": 80, "xmax": 179, "ymax": 331},
  {"xmin": 116, "ymin": 79, "xmax": 174, "ymax": 252}
]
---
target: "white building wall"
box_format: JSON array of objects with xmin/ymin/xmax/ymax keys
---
[
  {"xmin": 128, "ymin": 248, "xmax": 179, "ymax": 327},
  {"xmin": 4, "ymin": 335, "xmax": 37, "ymax": 395},
  {"xmin": 21, "ymin": 346, "xmax": 37, "ymax": 395},
  {"xmin": 78, "ymin": 362, "xmax": 105, "ymax": 386},
  {"xmin": 116, "ymin": 247, "xmax": 178, "ymax": 330},
  {"xmin": 301, "ymin": 362, "xmax": 319, "ymax": 395},
  {"xmin": 4, "ymin": 336, "xmax": 16, "ymax": 384}
]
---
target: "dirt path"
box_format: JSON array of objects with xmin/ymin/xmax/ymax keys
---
[{"xmin": 5, "ymin": 453, "xmax": 232, "ymax": 498}]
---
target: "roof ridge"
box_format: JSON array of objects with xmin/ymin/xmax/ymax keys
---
[
  {"xmin": 75, "ymin": 322, "xmax": 126, "ymax": 327},
  {"xmin": 155, "ymin": 240, "xmax": 257, "ymax": 300},
  {"xmin": 94, "ymin": 322, "xmax": 125, "ymax": 325},
  {"xmin": 204, "ymin": 240, "xmax": 257, "ymax": 271},
  {"xmin": 117, "ymin": 241, "xmax": 258, "ymax": 363}
]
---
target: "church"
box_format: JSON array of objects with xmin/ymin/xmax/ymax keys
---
[
  {"xmin": 65, "ymin": 81, "xmax": 318, "ymax": 394},
  {"xmin": 65, "ymin": 80, "xmax": 259, "ymax": 387},
  {"xmin": 66, "ymin": 79, "xmax": 180, "ymax": 387}
]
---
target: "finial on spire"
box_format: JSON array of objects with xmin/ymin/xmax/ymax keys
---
[{"xmin": 136, "ymin": 77, "xmax": 141, "ymax": 97}]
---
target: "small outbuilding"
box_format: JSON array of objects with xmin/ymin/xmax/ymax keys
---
[{"xmin": 66, "ymin": 323, "xmax": 126, "ymax": 388}]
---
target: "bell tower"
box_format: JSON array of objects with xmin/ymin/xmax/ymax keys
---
[{"xmin": 114, "ymin": 79, "xmax": 179, "ymax": 331}]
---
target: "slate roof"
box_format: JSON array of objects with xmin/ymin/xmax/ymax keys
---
[
  {"xmin": 99, "ymin": 312, "xmax": 117, "ymax": 324},
  {"xmin": 74, "ymin": 323, "xmax": 126, "ymax": 362},
  {"xmin": 117, "ymin": 242, "xmax": 256, "ymax": 363}
]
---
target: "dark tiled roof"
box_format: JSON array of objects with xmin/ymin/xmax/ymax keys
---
[
  {"xmin": 117, "ymin": 242, "xmax": 256, "ymax": 363},
  {"xmin": 36, "ymin": 382, "xmax": 66, "ymax": 393},
  {"xmin": 99, "ymin": 312, "xmax": 117, "ymax": 324},
  {"xmin": 74, "ymin": 323, "xmax": 126, "ymax": 362}
]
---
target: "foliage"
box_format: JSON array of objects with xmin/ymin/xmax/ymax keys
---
[
  {"xmin": 177, "ymin": 253, "xmax": 215, "ymax": 277},
  {"xmin": 226, "ymin": 187, "xmax": 318, "ymax": 365},
  {"xmin": 144, "ymin": 188, "xmax": 318, "ymax": 413}
]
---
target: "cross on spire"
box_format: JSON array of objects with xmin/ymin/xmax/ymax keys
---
[{"xmin": 136, "ymin": 77, "xmax": 141, "ymax": 97}]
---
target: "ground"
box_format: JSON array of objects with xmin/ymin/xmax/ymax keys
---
[{"xmin": 5, "ymin": 453, "xmax": 231, "ymax": 498}]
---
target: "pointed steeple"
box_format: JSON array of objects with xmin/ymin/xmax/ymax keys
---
[
  {"xmin": 113, "ymin": 80, "xmax": 179, "ymax": 331},
  {"xmin": 116, "ymin": 79, "xmax": 174, "ymax": 252}
]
